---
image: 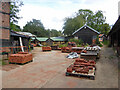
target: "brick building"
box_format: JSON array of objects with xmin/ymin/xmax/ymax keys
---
[{"xmin": 0, "ymin": 2, "xmax": 10, "ymax": 47}]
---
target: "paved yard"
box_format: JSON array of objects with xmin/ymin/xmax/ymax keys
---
[{"xmin": 1, "ymin": 46, "xmax": 118, "ymax": 88}]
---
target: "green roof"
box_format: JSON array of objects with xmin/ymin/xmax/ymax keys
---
[
  {"xmin": 50, "ymin": 37, "xmax": 65, "ymax": 41},
  {"xmin": 36, "ymin": 37, "xmax": 48, "ymax": 41},
  {"xmin": 33, "ymin": 37, "xmax": 65, "ymax": 42}
]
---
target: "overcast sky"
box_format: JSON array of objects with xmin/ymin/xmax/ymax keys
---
[{"xmin": 18, "ymin": 0, "xmax": 120, "ymax": 30}]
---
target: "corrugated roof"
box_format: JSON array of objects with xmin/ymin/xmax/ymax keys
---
[
  {"xmin": 36, "ymin": 37, "xmax": 48, "ymax": 41},
  {"xmin": 16, "ymin": 32, "xmax": 36, "ymax": 37},
  {"xmin": 72, "ymin": 24, "xmax": 100, "ymax": 35},
  {"xmin": 33, "ymin": 37, "xmax": 65, "ymax": 42},
  {"xmin": 51, "ymin": 37, "xmax": 65, "ymax": 41},
  {"xmin": 10, "ymin": 31, "xmax": 29, "ymax": 38}
]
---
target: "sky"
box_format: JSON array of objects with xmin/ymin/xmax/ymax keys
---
[{"xmin": 17, "ymin": 0, "xmax": 120, "ymax": 30}]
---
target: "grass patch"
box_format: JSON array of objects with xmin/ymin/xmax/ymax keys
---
[
  {"xmin": 103, "ymin": 40, "xmax": 110, "ymax": 46},
  {"xmin": 108, "ymin": 56, "xmax": 116, "ymax": 60},
  {"xmin": 0, "ymin": 60, "xmax": 7, "ymax": 65}
]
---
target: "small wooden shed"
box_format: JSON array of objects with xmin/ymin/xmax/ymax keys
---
[
  {"xmin": 34, "ymin": 37, "xmax": 66, "ymax": 46},
  {"xmin": 72, "ymin": 24, "xmax": 100, "ymax": 45}
]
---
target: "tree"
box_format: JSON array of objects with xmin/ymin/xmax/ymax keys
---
[
  {"xmin": 63, "ymin": 9, "xmax": 110, "ymax": 36},
  {"xmin": 10, "ymin": 22, "xmax": 21, "ymax": 31},
  {"xmin": 50, "ymin": 29, "xmax": 63, "ymax": 37},
  {"xmin": 10, "ymin": 0, "xmax": 23, "ymax": 23},
  {"xmin": 63, "ymin": 16, "xmax": 84, "ymax": 36},
  {"xmin": 100, "ymin": 23, "xmax": 111, "ymax": 35},
  {"xmin": 10, "ymin": 0, "xmax": 23, "ymax": 31},
  {"xmin": 23, "ymin": 19, "xmax": 45, "ymax": 37}
]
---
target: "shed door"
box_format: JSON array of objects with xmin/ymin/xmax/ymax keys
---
[{"xmin": 79, "ymin": 35, "xmax": 92, "ymax": 45}]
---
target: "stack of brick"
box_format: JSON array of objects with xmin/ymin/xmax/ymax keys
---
[
  {"xmin": 42, "ymin": 46, "xmax": 51, "ymax": 51},
  {"xmin": 31, "ymin": 43, "xmax": 37, "ymax": 47},
  {"xmin": 66, "ymin": 58, "xmax": 96, "ymax": 74},
  {"xmin": 61, "ymin": 47, "xmax": 71, "ymax": 53},
  {"xmin": 8, "ymin": 52, "xmax": 33, "ymax": 64},
  {"xmin": 71, "ymin": 47, "xmax": 84, "ymax": 54}
]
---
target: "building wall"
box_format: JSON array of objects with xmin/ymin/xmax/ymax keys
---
[
  {"xmin": 0, "ymin": 2, "xmax": 10, "ymax": 40},
  {"xmin": 74, "ymin": 27, "xmax": 98, "ymax": 44}
]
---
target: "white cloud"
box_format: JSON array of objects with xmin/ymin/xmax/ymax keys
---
[{"xmin": 17, "ymin": 0, "xmax": 120, "ymax": 30}]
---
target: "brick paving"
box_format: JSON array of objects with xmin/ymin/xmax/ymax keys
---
[{"xmin": 2, "ymin": 46, "xmax": 118, "ymax": 88}]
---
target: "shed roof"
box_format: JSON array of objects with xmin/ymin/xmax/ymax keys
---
[
  {"xmin": 10, "ymin": 30, "xmax": 29, "ymax": 38},
  {"xmin": 108, "ymin": 16, "xmax": 120, "ymax": 36},
  {"xmin": 36, "ymin": 37, "xmax": 48, "ymax": 41},
  {"xmin": 34, "ymin": 37, "xmax": 65, "ymax": 42},
  {"xmin": 51, "ymin": 37, "xmax": 65, "ymax": 41},
  {"xmin": 16, "ymin": 32, "xmax": 36, "ymax": 37},
  {"xmin": 72, "ymin": 24, "xmax": 100, "ymax": 35}
]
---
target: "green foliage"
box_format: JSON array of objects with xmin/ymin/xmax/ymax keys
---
[
  {"xmin": 103, "ymin": 40, "xmax": 110, "ymax": 46},
  {"xmin": 63, "ymin": 9, "xmax": 110, "ymax": 36},
  {"xmin": 95, "ymin": 36, "xmax": 100, "ymax": 45},
  {"xmin": 59, "ymin": 43, "xmax": 68, "ymax": 48},
  {"xmin": 10, "ymin": 22, "xmax": 21, "ymax": 31},
  {"xmin": 98, "ymin": 43, "xmax": 103, "ymax": 47},
  {"xmin": 10, "ymin": 0, "xmax": 23, "ymax": 23},
  {"xmin": 77, "ymin": 44, "xmax": 82, "ymax": 47},
  {"xmin": 69, "ymin": 38, "xmax": 83, "ymax": 45},
  {"xmin": 63, "ymin": 16, "xmax": 84, "ymax": 36},
  {"xmin": 23, "ymin": 19, "xmax": 63, "ymax": 37},
  {"xmin": 10, "ymin": 0, "xmax": 23, "ymax": 31},
  {"xmin": 49, "ymin": 29, "xmax": 63, "ymax": 37},
  {"xmin": 23, "ymin": 19, "xmax": 45, "ymax": 37},
  {"xmin": 84, "ymin": 43, "xmax": 89, "ymax": 47},
  {"xmin": 0, "ymin": 60, "xmax": 7, "ymax": 65}
]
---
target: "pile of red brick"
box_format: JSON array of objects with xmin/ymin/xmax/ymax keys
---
[
  {"xmin": 61, "ymin": 47, "xmax": 71, "ymax": 53},
  {"xmin": 31, "ymin": 43, "xmax": 37, "ymax": 47},
  {"xmin": 42, "ymin": 46, "xmax": 51, "ymax": 51},
  {"xmin": 66, "ymin": 58, "xmax": 96, "ymax": 74},
  {"xmin": 9, "ymin": 52, "xmax": 33, "ymax": 64}
]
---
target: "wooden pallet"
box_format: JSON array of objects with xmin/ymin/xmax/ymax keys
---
[
  {"xmin": 66, "ymin": 68, "xmax": 96, "ymax": 80},
  {"xmin": 9, "ymin": 60, "xmax": 33, "ymax": 65}
]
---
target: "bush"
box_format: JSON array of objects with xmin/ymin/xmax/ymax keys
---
[
  {"xmin": 103, "ymin": 40, "xmax": 110, "ymax": 46},
  {"xmin": 0, "ymin": 60, "xmax": 7, "ymax": 65},
  {"xmin": 84, "ymin": 43, "xmax": 89, "ymax": 47},
  {"xmin": 98, "ymin": 43, "xmax": 103, "ymax": 47},
  {"xmin": 69, "ymin": 38, "xmax": 83, "ymax": 45},
  {"xmin": 77, "ymin": 44, "xmax": 82, "ymax": 47},
  {"xmin": 59, "ymin": 43, "xmax": 68, "ymax": 48},
  {"xmin": 95, "ymin": 36, "xmax": 100, "ymax": 45}
]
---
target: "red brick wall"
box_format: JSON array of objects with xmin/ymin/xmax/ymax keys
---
[
  {"xmin": 0, "ymin": 2, "xmax": 10, "ymax": 40},
  {"xmin": 0, "ymin": 28, "xmax": 10, "ymax": 39}
]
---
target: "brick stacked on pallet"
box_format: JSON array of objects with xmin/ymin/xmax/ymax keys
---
[
  {"xmin": 8, "ymin": 52, "xmax": 33, "ymax": 64},
  {"xmin": 31, "ymin": 43, "xmax": 37, "ymax": 47},
  {"xmin": 61, "ymin": 47, "xmax": 71, "ymax": 53},
  {"xmin": 42, "ymin": 46, "xmax": 51, "ymax": 51},
  {"xmin": 71, "ymin": 47, "xmax": 84, "ymax": 54},
  {"xmin": 66, "ymin": 58, "xmax": 96, "ymax": 74}
]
